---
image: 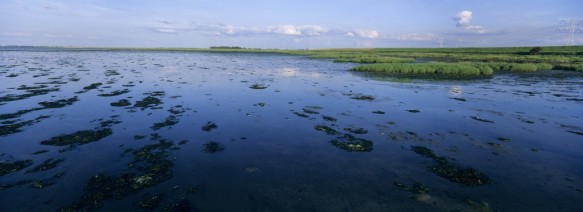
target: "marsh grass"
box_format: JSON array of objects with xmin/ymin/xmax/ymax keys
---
[{"xmin": 351, "ymin": 63, "xmax": 493, "ymax": 76}]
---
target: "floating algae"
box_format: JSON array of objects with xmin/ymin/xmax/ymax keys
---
[
  {"xmin": 314, "ymin": 125, "xmax": 339, "ymax": 135},
  {"xmin": 79, "ymin": 83, "xmax": 102, "ymax": 92},
  {"xmin": 350, "ymin": 94, "xmax": 375, "ymax": 101},
  {"xmin": 411, "ymin": 146, "xmax": 491, "ymax": 186},
  {"xmin": 26, "ymin": 158, "xmax": 65, "ymax": 173},
  {"xmin": 40, "ymin": 128, "xmax": 113, "ymax": 146},
  {"xmin": 470, "ymin": 116, "xmax": 495, "ymax": 123},
  {"xmin": 134, "ymin": 96, "xmax": 162, "ymax": 110},
  {"xmin": 394, "ymin": 182, "xmax": 431, "ymax": 202},
  {"xmin": 292, "ymin": 111, "xmax": 310, "ymax": 118},
  {"xmin": 322, "ymin": 115, "xmax": 337, "ymax": 122},
  {"xmin": 98, "ymin": 89, "xmax": 130, "ymax": 97},
  {"xmin": 0, "ymin": 116, "xmax": 50, "ymax": 136},
  {"xmin": 202, "ymin": 141, "xmax": 224, "ymax": 153},
  {"xmin": 344, "ymin": 127, "xmax": 368, "ymax": 134},
  {"xmin": 0, "ymin": 87, "xmax": 60, "ymax": 104},
  {"xmin": 331, "ymin": 139, "xmax": 373, "ymax": 152},
  {"xmin": 162, "ymin": 198, "xmax": 192, "ymax": 211},
  {"xmin": 151, "ymin": 116, "xmax": 179, "ymax": 130},
  {"xmin": 38, "ymin": 96, "xmax": 79, "ymax": 108},
  {"xmin": 302, "ymin": 108, "xmax": 320, "ymax": 114},
  {"xmin": 111, "ymin": 99, "xmax": 131, "ymax": 107},
  {"xmin": 0, "ymin": 160, "xmax": 33, "ymax": 176},
  {"xmin": 135, "ymin": 193, "xmax": 165, "ymax": 209},
  {"xmin": 201, "ymin": 122, "xmax": 218, "ymax": 132},
  {"xmin": 60, "ymin": 139, "xmax": 175, "ymax": 211},
  {"xmin": 249, "ymin": 83, "xmax": 268, "ymax": 89}
]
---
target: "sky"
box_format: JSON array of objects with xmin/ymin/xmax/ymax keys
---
[{"xmin": 1, "ymin": 0, "xmax": 582, "ymax": 48}]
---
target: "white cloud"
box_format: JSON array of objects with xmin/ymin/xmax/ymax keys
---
[
  {"xmin": 153, "ymin": 27, "xmax": 178, "ymax": 34},
  {"xmin": 268, "ymin": 25, "xmax": 328, "ymax": 36},
  {"xmin": 393, "ymin": 33, "xmax": 437, "ymax": 41},
  {"xmin": 0, "ymin": 32, "xmax": 33, "ymax": 37},
  {"xmin": 453, "ymin": 10, "xmax": 473, "ymax": 27},
  {"xmin": 453, "ymin": 10, "xmax": 488, "ymax": 34},
  {"xmin": 351, "ymin": 29, "xmax": 379, "ymax": 38}
]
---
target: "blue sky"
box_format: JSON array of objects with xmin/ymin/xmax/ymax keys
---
[{"xmin": 1, "ymin": 0, "xmax": 582, "ymax": 48}]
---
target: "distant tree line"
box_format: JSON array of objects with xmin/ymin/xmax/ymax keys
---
[{"xmin": 209, "ymin": 46, "xmax": 243, "ymax": 49}]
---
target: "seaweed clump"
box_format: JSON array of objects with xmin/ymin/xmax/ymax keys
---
[
  {"xmin": 0, "ymin": 160, "xmax": 33, "ymax": 176},
  {"xmin": 59, "ymin": 138, "xmax": 175, "ymax": 211},
  {"xmin": 201, "ymin": 122, "xmax": 218, "ymax": 132},
  {"xmin": 151, "ymin": 116, "xmax": 179, "ymax": 130},
  {"xmin": 111, "ymin": 99, "xmax": 131, "ymax": 107},
  {"xmin": 249, "ymin": 83, "xmax": 268, "ymax": 89},
  {"xmin": 202, "ymin": 141, "xmax": 224, "ymax": 153},
  {"xmin": 0, "ymin": 115, "xmax": 49, "ymax": 136},
  {"xmin": 38, "ymin": 96, "xmax": 79, "ymax": 108},
  {"xmin": 331, "ymin": 139, "xmax": 373, "ymax": 152},
  {"xmin": 26, "ymin": 158, "xmax": 65, "ymax": 173},
  {"xmin": 134, "ymin": 96, "xmax": 162, "ymax": 110},
  {"xmin": 40, "ymin": 128, "xmax": 112, "ymax": 146},
  {"xmin": 98, "ymin": 89, "xmax": 130, "ymax": 97},
  {"xmin": 411, "ymin": 146, "xmax": 491, "ymax": 186}
]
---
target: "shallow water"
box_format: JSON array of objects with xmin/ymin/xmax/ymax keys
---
[{"xmin": 1, "ymin": 50, "xmax": 582, "ymax": 211}]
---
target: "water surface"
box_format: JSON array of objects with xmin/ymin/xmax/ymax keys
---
[{"xmin": 1, "ymin": 50, "xmax": 582, "ymax": 211}]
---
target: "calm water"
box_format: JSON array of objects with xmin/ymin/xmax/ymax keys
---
[{"xmin": 1, "ymin": 50, "xmax": 582, "ymax": 211}]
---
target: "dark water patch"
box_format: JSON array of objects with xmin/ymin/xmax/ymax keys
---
[
  {"xmin": 0, "ymin": 116, "xmax": 49, "ymax": 136},
  {"xmin": 344, "ymin": 127, "xmax": 368, "ymax": 134},
  {"xmin": 322, "ymin": 115, "xmax": 337, "ymax": 122},
  {"xmin": 565, "ymin": 98, "xmax": 583, "ymax": 102},
  {"xmin": 135, "ymin": 193, "xmax": 165, "ymax": 210},
  {"xmin": 567, "ymin": 131, "xmax": 583, "ymax": 136},
  {"xmin": 394, "ymin": 182, "xmax": 430, "ymax": 201},
  {"xmin": 38, "ymin": 96, "xmax": 79, "ymax": 108},
  {"xmin": 372, "ymin": 110, "xmax": 385, "ymax": 114},
  {"xmin": 201, "ymin": 141, "xmax": 224, "ymax": 153},
  {"xmin": 450, "ymin": 97, "xmax": 467, "ymax": 102},
  {"xmin": 32, "ymin": 150, "xmax": 49, "ymax": 155},
  {"xmin": 162, "ymin": 198, "xmax": 193, "ymax": 212},
  {"xmin": 134, "ymin": 135, "xmax": 147, "ymax": 140},
  {"xmin": 111, "ymin": 99, "xmax": 131, "ymax": 107},
  {"xmin": 253, "ymin": 102, "xmax": 266, "ymax": 107},
  {"xmin": 26, "ymin": 158, "xmax": 65, "ymax": 173},
  {"xmin": 496, "ymin": 137, "xmax": 512, "ymax": 142},
  {"xmin": 40, "ymin": 128, "xmax": 113, "ymax": 146},
  {"xmin": 411, "ymin": 146, "xmax": 491, "ymax": 186},
  {"xmin": 470, "ymin": 116, "xmax": 495, "ymax": 123},
  {"xmin": 6, "ymin": 73, "xmax": 19, "ymax": 78},
  {"xmin": 201, "ymin": 122, "xmax": 218, "ymax": 132},
  {"xmin": 406, "ymin": 109, "xmax": 420, "ymax": 113},
  {"xmin": 249, "ymin": 83, "xmax": 268, "ymax": 89},
  {"xmin": 152, "ymin": 116, "xmax": 179, "ymax": 130},
  {"xmin": 0, "ymin": 160, "xmax": 33, "ymax": 176},
  {"xmin": 98, "ymin": 89, "xmax": 131, "ymax": 97}
]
